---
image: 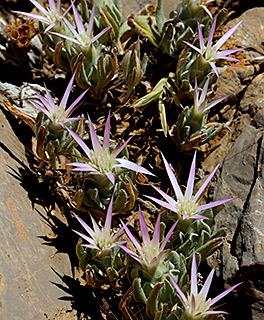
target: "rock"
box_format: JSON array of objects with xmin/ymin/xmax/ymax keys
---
[
  {"xmin": 240, "ymin": 73, "xmax": 264, "ymax": 117},
  {"xmin": 0, "ymin": 81, "xmax": 45, "ymax": 120},
  {"xmin": 0, "ymin": 108, "xmax": 101, "ymax": 320},
  {"xmin": 211, "ymin": 121, "xmax": 264, "ymax": 319},
  {"xmin": 213, "ymin": 66, "xmax": 246, "ymax": 101}
]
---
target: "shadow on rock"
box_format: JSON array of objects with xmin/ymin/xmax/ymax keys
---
[{"xmin": 50, "ymin": 266, "xmax": 125, "ymax": 320}]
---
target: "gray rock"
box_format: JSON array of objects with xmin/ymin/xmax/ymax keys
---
[
  {"xmin": 0, "ymin": 108, "xmax": 103, "ymax": 320},
  {"xmin": 0, "ymin": 81, "xmax": 45, "ymax": 120},
  {"xmin": 211, "ymin": 122, "xmax": 264, "ymax": 319},
  {"xmin": 0, "ymin": 108, "xmax": 70, "ymax": 319},
  {"xmin": 240, "ymin": 73, "xmax": 264, "ymax": 117}
]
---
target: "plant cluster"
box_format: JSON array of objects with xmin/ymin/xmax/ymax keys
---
[{"xmin": 6, "ymin": 0, "xmax": 245, "ymax": 319}]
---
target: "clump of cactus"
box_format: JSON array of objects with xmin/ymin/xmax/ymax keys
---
[
  {"xmin": 171, "ymin": 77, "xmax": 229, "ymax": 151},
  {"xmin": 116, "ymin": 152, "xmax": 235, "ymax": 319},
  {"xmin": 33, "ymin": 72, "xmax": 87, "ymax": 168},
  {"xmin": 127, "ymin": 0, "xmax": 214, "ymax": 57},
  {"xmin": 74, "ymin": 196, "xmax": 127, "ymax": 288},
  {"xmin": 7, "ymin": 0, "xmax": 246, "ymax": 319},
  {"xmin": 66, "ymin": 112, "xmax": 153, "ymax": 215}
]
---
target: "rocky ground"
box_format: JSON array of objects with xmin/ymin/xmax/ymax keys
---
[{"xmin": 0, "ymin": 1, "xmax": 264, "ymax": 319}]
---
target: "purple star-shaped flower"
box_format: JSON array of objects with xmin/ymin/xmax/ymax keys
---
[
  {"xmin": 66, "ymin": 112, "xmax": 154, "ymax": 185},
  {"xmin": 13, "ymin": 0, "xmax": 74, "ymax": 33},
  {"xmin": 118, "ymin": 206, "xmax": 178, "ymax": 267},
  {"xmin": 33, "ymin": 71, "xmax": 88, "ymax": 127},
  {"xmin": 50, "ymin": 1, "xmax": 111, "ymax": 48},
  {"xmin": 169, "ymin": 249, "xmax": 242, "ymax": 318},
  {"xmin": 73, "ymin": 195, "xmax": 127, "ymax": 251},
  {"xmin": 184, "ymin": 16, "xmax": 243, "ymax": 77},
  {"xmin": 145, "ymin": 151, "xmax": 234, "ymax": 220}
]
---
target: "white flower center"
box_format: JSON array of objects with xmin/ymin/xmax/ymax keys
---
[
  {"xmin": 46, "ymin": 7, "xmax": 62, "ymax": 25},
  {"xmin": 94, "ymin": 228, "xmax": 114, "ymax": 251},
  {"xmin": 89, "ymin": 148, "xmax": 115, "ymax": 173},
  {"xmin": 52, "ymin": 105, "xmax": 67, "ymax": 123},
  {"xmin": 138, "ymin": 240, "xmax": 160, "ymax": 265},
  {"xmin": 77, "ymin": 32, "xmax": 92, "ymax": 47},
  {"xmin": 204, "ymin": 45, "xmax": 217, "ymax": 61},
  {"xmin": 184, "ymin": 293, "xmax": 211, "ymax": 319},
  {"xmin": 175, "ymin": 196, "xmax": 198, "ymax": 217}
]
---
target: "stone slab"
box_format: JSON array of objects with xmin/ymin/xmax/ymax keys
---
[{"xmin": 0, "ymin": 108, "xmax": 74, "ymax": 320}]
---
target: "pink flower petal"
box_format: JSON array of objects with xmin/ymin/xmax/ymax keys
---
[
  {"xmin": 191, "ymin": 250, "xmax": 198, "ymax": 296},
  {"xmin": 105, "ymin": 172, "xmax": 115, "ymax": 185},
  {"xmin": 197, "ymin": 197, "xmax": 235, "ymax": 212},
  {"xmin": 88, "ymin": 117, "xmax": 101, "ymax": 153},
  {"xmin": 115, "ymin": 158, "xmax": 154, "ymax": 176},
  {"xmin": 189, "ymin": 214, "xmax": 209, "ymax": 220},
  {"xmin": 199, "ymin": 77, "xmax": 210, "ymax": 106},
  {"xmin": 87, "ymin": 1, "xmax": 96, "ymax": 36},
  {"xmin": 160, "ymin": 219, "xmax": 179, "ymax": 251},
  {"xmin": 112, "ymin": 136, "xmax": 133, "ymax": 158},
  {"xmin": 120, "ymin": 219, "xmax": 141, "ymax": 250},
  {"xmin": 66, "ymin": 88, "xmax": 89, "ymax": 116},
  {"xmin": 200, "ymin": 269, "xmax": 214, "ymax": 298},
  {"xmin": 202, "ymin": 95, "xmax": 229, "ymax": 113},
  {"xmin": 90, "ymin": 215, "xmax": 100, "ymax": 234},
  {"xmin": 185, "ymin": 151, "xmax": 196, "ymax": 198},
  {"xmin": 214, "ymin": 20, "xmax": 243, "ymax": 52},
  {"xmin": 12, "ymin": 11, "xmax": 48, "ymax": 24},
  {"xmin": 198, "ymin": 22, "xmax": 205, "ymax": 51},
  {"xmin": 81, "ymin": 243, "xmax": 99, "ymax": 250},
  {"xmin": 113, "ymin": 218, "xmax": 133, "ymax": 241},
  {"xmin": 152, "ymin": 214, "xmax": 161, "ymax": 247},
  {"xmin": 208, "ymin": 282, "xmax": 242, "ymax": 307},
  {"xmin": 92, "ymin": 27, "xmax": 112, "ymax": 43},
  {"xmin": 60, "ymin": 73, "xmax": 75, "ymax": 109},
  {"xmin": 205, "ymin": 310, "xmax": 228, "ymax": 315},
  {"xmin": 72, "ymin": 1, "xmax": 85, "ymax": 34},
  {"xmin": 104, "ymin": 195, "xmax": 114, "ymax": 231},
  {"xmin": 65, "ymin": 126, "xmax": 92, "ymax": 159},
  {"xmin": 195, "ymin": 163, "xmax": 220, "ymax": 202},
  {"xmin": 161, "ymin": 152, "xmax": 183, "ymax": 199},
  {"xmin": 190, "ymin": 294, "xmax": 196, "ymax": 314},
  {"xmin": 72, "ymin": 212, "xmax": 95, "ymax": 237},
  {"xmin": 117, "ymin": 244, "xmax": 142, "ymax": 264},
  {"xmin": 48, "ymin": 0, "xmax": 56, "ymax": 10},
  {"xmin": 73, "ymin": 230, "xmax": 95, "ymax": 245},
  {"xmin": 183, "ymin": 41, "xmax": 202, "ymax": 54},
  {"xmin": 168, "ymin": 274, "xmax": 187, "ymax": 307},
  {"xmin": 103, "ymin": 112, "xmax": 111, "ymax": 149},
  {"xmin": 151, "ymin": 185, "xmax": 177, "ymax": 208},
  {"xmin": 56, "ymin": 0, "xmax": 61, "ymax": 11},
  {"xmin": 33, "ymin": 101, "xmax": 51, "ymax": 119},
  {"xmin": 144, "ymin": 195, "xmax": 176, "ymax": 213},
  {"xmin": 209, "ymin": 61, "xmax": 219, "ymax": 78},
  {"xmin": 30, "ymin": 0, "xmax": 48, "ymax": 15},
  {"xmin": 207, "ymin": 17, "xmax": 217, "ymax": 47},
  {"xmin": 35, "ymin": 91, "xmax": 53, "ymax": 113},
  {"xmin": 50, "ymin": 31, "xmax": 82, "ymax": 46},
  {"xmin": 216, "ymin": 48, "xmax": 244, "ymax": 59},
  {"xmin": 64, "ymin": 116, "xmax": 85, "ymax": 123},
  {"xmin": 139, "ymin": 206, "xmax": 150, "ymax": 243}
]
